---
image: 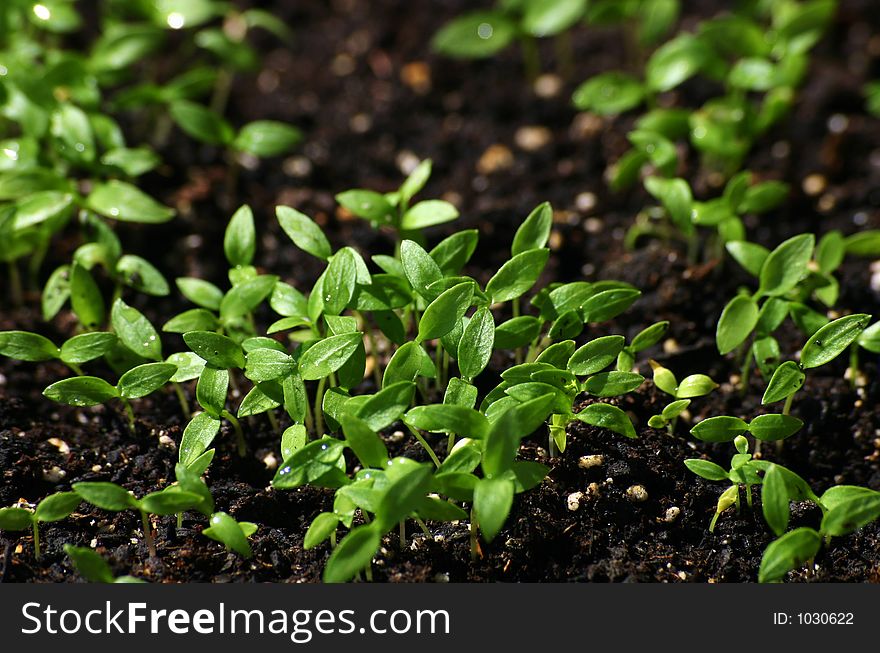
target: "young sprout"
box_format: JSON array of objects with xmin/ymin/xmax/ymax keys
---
[
  {"xmin": 72, "ymin": 482, "xmax": 203, "ymax": 558},
  {"xmin": 647, "ymin": 360, "xmax": 717, "ymax": 434},
  {"xmin": 0, "ymin": 492, "xmax": 81, "ymax": 557},
  {"xmin": 203, "ymin": 513, "xmax": 257, "ymax": 559},
  {"xmin": 0, "ymin": 330, "xmax": 117, "ymax": 376},
  {"xmin": 64, "ymin": 545, "xmax": 145, "ymax": 583}
]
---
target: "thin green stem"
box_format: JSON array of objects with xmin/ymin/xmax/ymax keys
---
[
  {"xmin": 398, "ymin": 520, "xmax": 406, "ymax": 550},
  {"xmin": 121, "ymin": 399, "xmax": 136, "ymax": 432},
  {"xmin": 313, "ymin": 377, "xmax": 327, "ymax": 438},
  {"xmin": 849, "ymin": 345, "xmax": 860, "ymax": 390},
  {"xmin": 66, "ymin": 362, "xmax": 84, "ymax": 376},
  {"xmin": 405, "ymin": 424, "xmax": 441, "ymax": 468},
  {"xmin": 32, "ymin": 521, "xmax": 40, "ymax": 558},
  {"xmin": 223, "ymin": 411, "xmax": 246, "ymax": 456},
  {"xmin": 267, "ymin": 409, "xmax": 280, "ymax": 434},
  {"xmin": 415, "ymin": 517, "xmax": 434, "ymax": 541},
  {"xmin": 469, "ymin": 508, "xmax": 479, "ymax": 560},
  {"xmin": 172, "ymin": 382, "xmax": 190, "ymax": 419}
]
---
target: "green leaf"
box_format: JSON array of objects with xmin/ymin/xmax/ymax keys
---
[
  {"xmin": 163, "ymin": 309, "xmax": 220, "ymax": 334},
  {"xmin": 494, "ymin": 316, "xmax": 542, "ymax": 349},
  {"xmin": 418, "ymin": 282, "xmax": 474, "ymax": 342},
  {"xmin": 322, "ymin": 248, "xmax": 358, "ymax": 316},
  {"xmin": 757, "ymin": 234, "xmax": 814, "ymax": 297},
  {"xmin": 801, "ymin": 314, "xmax": 871, "ymax": 369},
  {"xmin": 432, "ymin": 11, "xmax": 516, "ymax": 59},
  {"xmin": 336, "ymin": 190, "xmax": 394, "ymax": 225},
  {"xmin": 383, "ymin": 341, "xmax": 436, "ymax": 387},
  {"xmin": 179, "ymin": 412, "xmax": 221, "ymax": 466},
  {"xmin": 630, "ymin": 321, "xmax": 669, "ymax": 352},
  {"xmin": 35, "ymin": 492, "xmax": 81, "ymax": 522},
  {"xmin": 568, "ymin": 335, "xmax": 624, "ymax": 376},
  {"xmin": 323, "ymin": 524, "xmax": 381, "ymax": 583},
  {"xmin": 375, "ymin": 464, "xmax": 433, "ymax": 531},
  {"xmin": 0, "ymin": 507, "xmax": 33, "ymax": 531},
  {"xmin": 299, "ymin": 333, "xmax": 363, "ymax": 381},
  {"xmin": 512, "ymin": 202, "xmax": 553, "ymax": 256},
  {"xmin": 0, "ymin": 330, "xmax": 59, "ymax": 361},
  {"xmin": 399, "ymin": 159, "xmax": 432, "ymax": 205},
  {"xmin": 675, "ymin": 374, "xmax": 718, "ymax": 398},
  {"xmin": 401, "ymin": 239, "xmax": 443, "ymax": 301},
  {"xmin": 739, "ymin": 181, "xmax": 789, "ymax": 214},
  {"xmin": 340, "ymin": 413, "xmax": 388, "ymax": 469},
  {"xmin": 203, "ymin": 512, "xmax": 253, "ymax": 558},
  {"xmin": 821, "ymin": 493, "xmax": 880, "ymax": 537},
  {"xmin": 816, "ymin": 230, "xmax": 845, "ymax": 274},
  {"xmin": 73, "ymin": 482, "xmax": 137, "ymax": 511},
  {"xmin": 70, "ymin": 263, "xmax": 104, "ymax": 329},
  {"xmin": 276, "ymin": 206, "xmax": 331, "ymax": 260},
  {"xmin": 522, "ymin": 0, "xmax": 587, "ymax": 36},
  {"xmin": 581, "ymin": 371, "xmax": 644, "ymax": 397},
  {"xmin": 820, "ymin": 486, "xmax": 880, "ymax": 512},
  {"xmin": 749, "ymin": 414, "xmax": 803, "ymax": 442},
  {"xmin": 86, "ymin": 181, "xmax": 174, "ymax": 223},
  {"xmin": 646, "ymin": 34, "xmax": 711, "ymax": 92},
  {"xmin": 444, "ymin": 377, "xmax": 478, "ymax": 409},
  {"xmin": 758, "ymin": 528, "xmax": 821, "ymax": 583},
  {"xmin": 572, "ymin": 72, "xmax": 645, "ymax": 115},
  {"xmin": 42, "ymin": 265, "xmax": 71, "ymax": 321},
  {"xmin": 237, "ymin": 382, "xmax": 283, "ymax": 417},
  {"xmin": 44, "ymin": 376, "xmax": 119, "ymax": 406},
  {"xmin": 219, "ymin": 275, "xmax": 278, "ymax": 320},
  {"xmin": 112, "ymin": 298, "xmax": 162, "ymax": 361},
  {"xmin": 401, "ymin": 200, "xmax": 459, "ymax": 230},
  {"xmin": 183, "ymin": 331, "xmax": 245, "ymax": 369},
  {"xmin": 486, "ymin": 249, "xmax": 549, "ymax": 303},
  {"xmin": 457, "ymin": 306, "xmax": 495, "ymax": 380},
  {"xmin": 474, "ymin": 477, "xmax": 514, "ymax": 542},
  {"xmin": 169, "ymin": 100, "xmax": 233, "ymax": 145},
  {"xmin": 59, "ymin": 332, "xmax": 117, "ymax": 365},
  {"xmin": 691, "ymin": 416, "xmax": 749, "ymax": 443},
  {"xmin": 575, "ymin": 403, "xmax": 636, "ymax": 438},
  {"xmin": 645, "ymin": 176, "xmax": 693, "ymax": 235},
  {"xmin": 196, "ymin": 366, "xmax": 228, "ymax": 417},
  {"xmin": 684, "ymin": 459, "xmax": 728, "ymax": 481},
  {"xmin": 234, "ymin": 121, "xmax": 301, "ymax": 158},
  {"xmin": 304, "ymin": 512, "xmax": 340, "ymax": 550},
  {"xmin": 726, "ymin": 241, "xmax": 769, "ymax": 277},
  {"xmin": 176, "ymin": 278, "xmax": 223, "ymax": 311},
  {"xmin": 483, "ymin": 394, "xmax": 556, "ymax": 478},
  {"xmin": 115, "ymin": 255, "xmax": 169, "ymax": 296},
  {"xmin": 717, "ymin": 295, "xmax": 759, "ymax": 355},
  {"xmin": 661, "ymin": 399, "xmax": 690, "ymax": 419},
  {"xmin": 224, "ymin": 205, "xmax": 255, "ymax": 267},
  {"xmin": 51, "ymin": 104, "xmax": 94, "ymax": 163},
  {"xmin": 244, "ymin": 348, "xmax": 294, "ymax": 383},
  {"xmin": 844, "ymin": 230, "xmax": 880, "ymax": 257},
  {"xmin": 581, "ymin": 288, "xmax": 640, "ymax": 323},
  {"xmin": 762, "ymin": 465, "xmax": 790, "ymax": 536},
  {"xmin": 140, "ymin": 489, "xmax": 202, "ymax": 515},
  {"xmin": 405, "ymin": 404, "xmax": 489, "ymax": 439},
  {"xmin": 118, "ymin": 363, "xmax": 175, "ymax": 399},
  {"xmin": 354, "ymin": 381, "xmax": 415, "ymax": 431},
  {"xmin": 63, "ymin": 545, "xmax": 115, "ymax": 583},
  {"xmin": 429, "ymin": 229, "xmax": 479, "ymax": 275},
  {"xmin": 280, "ymin": 424, "xmax": 308, "ymax": 460}
]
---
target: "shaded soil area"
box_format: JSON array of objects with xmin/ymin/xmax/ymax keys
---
[{"xmin": 3, "ymin": 0, "xmax": 880, "ymax": 582}]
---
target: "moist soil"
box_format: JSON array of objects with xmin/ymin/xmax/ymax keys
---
[{"xmin": 3, "ymin": 0, "xmax": 880, "ymax": 582}]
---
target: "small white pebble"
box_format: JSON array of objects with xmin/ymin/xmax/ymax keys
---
[
  {"xmin": 48, "ymin": 437, "xmax": 70, "ymax": 454},
  {"xmin": 533, "ymin": 73, "xmax": 563, "ymax": 98},
  {"xmin": 263, "ymin": 453, "xmax": 278, "ymax": 470},
  {"xmin": 578, "ymin": 455, "xmax": 604, "ymax": 469},
  {"xmin": 158, "ymin": 434, "xmax": 176, "ymax": 451},
  {"xmin": 664, "ymin": 506, "xmax": 681, "ymax": 523},
  {"xmin": 90, "ymin": 538, "xmax": 98, "ymax": 548},
  {"xmin": 433, "ymin": 572, "xmax": 450, "ymax": 583},
  {"xmin": 42, "ymin": 466, "xmax": 66, "ymax": 483},
  {"xmin": 567, "ymin": 491, "xmax": 584, "ymax": 511},
  {"xmin": 388, "ymin": 430, "xmax": 405, "ymax": 443},
  {"xmin": 91, "ymin": 464, "xmax": 102, "ymax": 473},
  {"xmin": 626, "ymin": 485, "xmax": 649, "ymax": 502},
  {"xmin": 663, "ymin": 338, "xmax": 680, "ymax": 354},
  {"xmin": 514, "ymin": 125, "xmax": 552, "ymax": 152}
]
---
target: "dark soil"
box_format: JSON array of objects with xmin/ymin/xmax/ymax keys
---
[{"xmin": 3, "ymin": 0, "xmax": 880, "ymax": 583}]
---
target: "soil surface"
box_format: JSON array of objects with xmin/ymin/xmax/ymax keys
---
[{"xmin": 2, "ymin": 0, "xmax": 880, "ymax": 583}]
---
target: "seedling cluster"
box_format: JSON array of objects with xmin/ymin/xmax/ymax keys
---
[{"xmin": 1, "ymin": 0, "xmax": 879, "ymax": 585}]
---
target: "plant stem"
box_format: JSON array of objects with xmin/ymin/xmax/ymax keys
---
[
  {"xmin": 267, "ymin": 409, "xmax": 280, "ymax": 434},
  {"xmin": 172, "ymin": 382, "xmax": 190, "ymax": 419},
  {"xmin": 141, "ymin": 510, "xmax": 156, "ymax": 558},
  {"xmin": 32, "ymin": 521, "xmax": 40, "ymax": 558},
  {"xmin": 67, "ymin": 362, "xmax": 84, "ymax": 376},
  {"xmin": 520, "ymin": 36, "xmax": 541, "ymax": 81},
  {"xmin": 313, "ymin": 377, "xmax": 327, "ymax": 437},
  {"xmin": 415, "ymin": 517, "xmax": 434, "ymax": 541},
  {"xmin": 469, "ymin": 508, "xmax": 480, "ymax": 560},
  {"xmin": 223, "ymin": 411, "xmax": 246, "ymax": 456},
  {"xmin": 739, "ymin": 345, "xmax": 754, "ymax": 395},
  {"xmin": 121, "ymin": 399, "xmax": 136, "ymax": 432},
  {"xmin": 398, "ymin": 520, "xmax": 406, "ymax": 550},
  {"xmin": 849, "ymin": 345, "xmax": 859, "ymax": 390},
  {"xmin": 554, "ymin": 31, "xmax": 574, "ymax": 79},
  {"xmin": 176, "ymin": 512, "xmax": 183, "ymax": 530},
  {"xmin": 405, "ymin": 424, "xmax": 441, "ymax": 467}
]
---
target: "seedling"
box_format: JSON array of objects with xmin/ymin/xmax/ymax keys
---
[
  {"xmin": 64, "ymin": 545, "xmax": 145, "ymax": 583},
  {"xmin": 203, "ymin": 513, "xmax": 258, "ymax": 559},
  {"xmin": 0, "ymin": 492, "xmax": 81, "ymax": 557},
  {"xmin": 647, "ymin": 360, "xmax": 717, "ymax": 434},
  {"xmin": 73, "ymin": 481, "xmax": 204, "ymax": 558},
  {"xmin": 0, "ymin": 330, "xmax": 117, "ymax": 375}
]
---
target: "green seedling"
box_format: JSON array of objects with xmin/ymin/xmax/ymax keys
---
[
  {"xmin": 0, "ymin": 329, "xmax": 117, "ymax": 375},
  {"xmin": 64, "ymin": 545, "xmax": 145, "ymax": 583},
  {"xmin": 73, "ymin": 481, "xmax": 204, "ymax": 558},
  {"xmin": 0, "ymin": 492, "xmax": 81, "ymax": 557},
  {"xmin": 203, "ymin": 512, "xmax": 258, "ymax": 558},
  {"xmin": 43, "ymin": 362, "xmax": 176, "ymax": 430},
  {"xmin": 647, "ymin": 360, "xmax": 717, "ymax": 434}
]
